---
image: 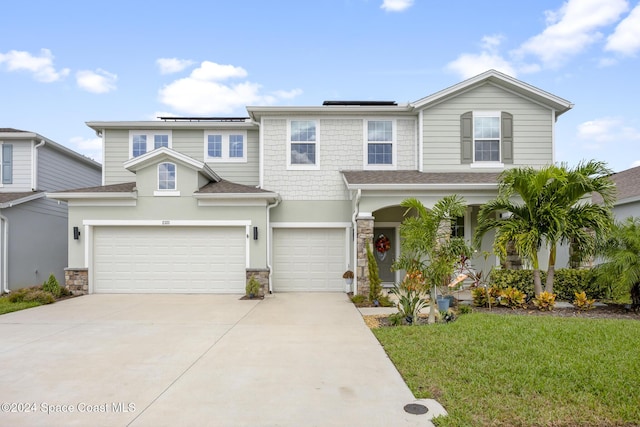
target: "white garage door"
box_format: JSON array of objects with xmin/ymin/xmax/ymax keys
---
[
  {"xmin": 93, "ymin": 226, "xmax": 246, "ymax": 293},
  {"xmin": 272, "ymin": 228, "xmax": 346, "ymax": 292}
]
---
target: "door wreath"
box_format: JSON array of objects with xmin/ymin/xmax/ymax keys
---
[{"xmin": 374, "ymin": 233, "xmax": 391, "ymax": 261}]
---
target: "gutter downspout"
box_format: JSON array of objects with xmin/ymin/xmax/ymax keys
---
[
  {"xmin": 351, "ymin": 189, "xmax": 362, "ymax": 295},
  {"xmin": 266, "ymin": 196, "xmax": 281, "ymax": 294},
  {"xmin": 1, "ymin": 214, "xmax": 8, "ymax": 293},
  {"xmin": 33, "ymin": 140, "xmax": 46, "ymax": 191}
]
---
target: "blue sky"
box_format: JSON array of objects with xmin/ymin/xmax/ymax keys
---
[{"xmin": 1, "ymin": 0, "xmax": 639, "ymax": 172}]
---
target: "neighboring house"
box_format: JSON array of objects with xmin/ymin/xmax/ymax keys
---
[
  {"xmin": 49, "ymin": 70, "xmax": 573, "ymax": 295},
  {"xmin": 597, "ymin": 165, "xmax": 640, "ymax": 221},
  {"xmin": 0, "ymin": 128, "xmax": 101, "ymax": 293}
]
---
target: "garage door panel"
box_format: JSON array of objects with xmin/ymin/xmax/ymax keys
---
[
  {"xmin": 273, "ymin": 228, "xmax": 346, "ymax": 292},
  {"xmin": 93, "ymin": 226, "xmax": 246, "ymax": 293}
]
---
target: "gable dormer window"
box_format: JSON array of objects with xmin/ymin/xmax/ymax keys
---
[
  {"xmin": 158, "ymin": 162, "xmax": 176, "ymax": 190},
  {"xmin": 287, "ymin": 120, "xmax": 319, "ymax": 170},
  {"xmin": 129, "ymin": 131, "xmax": 172, "ymax": 158},
  {"xmin": 460, "ymin": 112, "xmax": 513, "ymax": 166},
  {"xmin": 204, "ymin": 131, "xmax": 247, "ymax": 162}
]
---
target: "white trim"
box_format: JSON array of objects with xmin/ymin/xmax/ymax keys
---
[
  {"xmin": 48, "ymin": 192, "xmax": 137, "ymax": 200},
  {"xmin": 345, "ymin": 183, "xmax": 498, "ymax": 191},
  {"xmin": 363, "ymin": 118, "xmax": 397, "ymax": 170},
  {"xmin": 418, "ymin": 110, "xmax": 424, "ymax": 172},
  {"xmin": 197, "ymin": 199, "xmax": 268, "ymax": 207},
  {"xmin": 83, "ymin": 219, "xmax": 251, "ymax": 226},
  {"xmin": 472, "ymin": 111, "xmax": 501, "ymax": 164},
  {"xmin": 204, "ymin": 130, "xmax": 248, "ymax": 163},
  {"xmin": 259, "ymin": 116, "xmax": 265, "ymax": 188},
  {"xmin": 101, "ymin": 130, "xmax": 106, "ymax": 186},
  {"xmin": 154, "ymin": 191, "xmax": 181, "ymax": 197},
  {"xmin": 286, "ymin": 119, "xmax": 320, "ymax": 170},
  {"xmin": 469, "ymin": 162, "xmax": 505, "ymax": 169},
  {"xmin": 128, "ymin": 130, "xmax": 172, "ymax": 158},
  {"xmin": 68, "ymin": 200, "xmax": 137, "ymax": 207},
  {"xmin": 157, "ymin": 162, "xmax": 177, "ymax": 191},
  {"xmin": 271, "ymin": 222, "xmax": 352, "ymax": 228},
  {"xmin": 0, "ymin": 192, "xmax": 46, "ymax": 209},
  {"xmin": 193, "ymin": 192, "xmax": 278, "ymax": 200},
  {"xmin": 551, "ymin": 109, "xmax": 556, "ymax": 164}
]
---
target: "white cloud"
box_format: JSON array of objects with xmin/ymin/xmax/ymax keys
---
[
  {"xmin": 576, "ymin": 117, "xmax": 640, "ymax": 152},
  {"xmin": 69, "ymin": 136, "xmax": 102, "ymax": 163},
  {"xmin": 156, "ymin": 58, "xmax": 195, "ymax": 74},
  {"xmin": 605, "ymin": 3, "xmax": 640, "ymax": 55},
  {"xmin": 76, "ymin": 69, "xmax": 117, "ymax": 94},
  {"xmin": 380, "ymin": 0, "xmax": 414, "ymax": 12},
  {"xmin": 446, "ymin": 35, "xmax": 518, "ymax": 79},
  {"xmin": 0, "ymin": 48, "xmax": 69, "ymax": 82},
  {"xmin": 515, "ymin": 0, "xmax": 629, "ymax": 68},
  {"xmin": 158, "ymin": 61, "xmax": 302, "ymax": 115},
  {"xmin": 631, "ymin": 160, "xmax": 640, "ymax": 168}
]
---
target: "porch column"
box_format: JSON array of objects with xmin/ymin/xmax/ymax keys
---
[{"xmin": 356, "ymin": 213, "xmax": 374, "ymax": 295}]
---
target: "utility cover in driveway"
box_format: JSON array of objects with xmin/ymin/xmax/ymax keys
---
[
  {"xmin": 272, "ymin": 228, "xmax": 346, "ymax": 291},
  {"xmin": 93, "ymin": 226, "xmax": 246, "ymax": 293}
]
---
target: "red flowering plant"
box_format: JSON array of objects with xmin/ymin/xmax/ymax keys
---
[{"xmin": 375, "ymin": 234, "xmax": 391, "ymax": 254}]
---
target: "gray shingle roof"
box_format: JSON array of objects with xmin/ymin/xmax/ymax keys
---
[
  {"xmin": 594, "ymin": 166, "xmax": 640, "ymax": 204},
  {"xmin": 0, "ymin": 128, "xmax": 28, "ymax": 133},
  {"xmin": 341, "ymin": 170, "xmax": 500, "ymax": 185},
  {"xmin": 196, "ymin": 180, "xmax": 275, "ymax": 194},
  {"xmin": 0, "ymin": 191, "xmax": 42, "ymax": 204}
]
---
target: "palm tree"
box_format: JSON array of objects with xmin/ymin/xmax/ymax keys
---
[
  {"xmin": 395, "ymin": 195, "xmax": 471, "ymax": 323},
  {"xmin": 595, "ymin": 217, "xmax": 640, "ymax": 310},
  {"xmin": 475, "ymin": 161, "xmax": 615, "ymax": 296}
]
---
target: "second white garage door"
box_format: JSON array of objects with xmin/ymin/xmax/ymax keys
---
[
  {"xmin": 93, "ymin": 226, "xmax": 246, "ymax": 293},
  {"xmin": 272, "ymin": 228, "xmax": 346, "ymax": 292}
]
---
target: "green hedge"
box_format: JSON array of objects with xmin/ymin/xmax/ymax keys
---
[{"xmin": 489, "ymin": 268, "xmax": 605, "ymax": 301}]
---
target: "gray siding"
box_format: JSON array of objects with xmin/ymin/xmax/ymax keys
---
[
  {"xmin": 1, "ymin": 141, "xmax": 32, "ymax": 191},
  {"xmin": 613, "ymin": 202, "xmax": 640, "ymax": 221},
  {"xmin": 104, "ymin": 129, "xmax": 259, "ymax": 186},
  {"xmin": 37, "ymin": 145, "xmax": 101, "ymax": 192},
  {"xmin": 104, "ymin": 129, "xmax": 135, "ymax": 185},
  {"xmin": 421, "ymin": 83, "xmax": 554, "ymax": 171},
  {"xmin": 3, "ymin": 198, "xmax": 67, "ymax": 289}
]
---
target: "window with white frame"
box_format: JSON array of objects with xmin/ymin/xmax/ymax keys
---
[
  {"xmin": 204, "ymin": 131, "xmax": 246, "ymax": 162},
  {"xmin": 129, "ymin": 131, "xmax": 172, "ymax": 158},
  {"xmin": 473, "ymin": 112, "xmax": 500, "ymax": 162},
  {"xmin": 288, "ymin": 120, "xmax": 318, "ymax": 168},
  {"xmin": 365, "ymin": 120, "xmax": 395, "ymax": 168},
  {"xmin": 158, "ymin": 162, "xmax": 176, "ymax": 190}
]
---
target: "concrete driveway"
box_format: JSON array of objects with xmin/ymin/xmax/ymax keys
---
[{"xmin": 0, "ymin": 293, "xmax": 441, "ymax": 426}]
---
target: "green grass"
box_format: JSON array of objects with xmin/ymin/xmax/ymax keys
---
[
  {"xmin": 373, "ymin": 313, "xmax": 640, "ymax": 427},
  {"xmin": 0, "ymin": 297, "xmax": 41, "ymax": 315}
]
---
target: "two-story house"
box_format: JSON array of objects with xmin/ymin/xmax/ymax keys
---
[
  {"xmin": 0, "ymin": 128, "xmax": 101, "ymax": 292},
  {"xmin": 49, "ymin": 70, "xmax": 573, "ymax": 295}
]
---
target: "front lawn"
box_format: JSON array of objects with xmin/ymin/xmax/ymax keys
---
[
  {"xmin": 0, "ymin": 297, "xmax": 41, "ymax": 315},
  {"xmin": 373, "ymin": 313, "xmax": 640, "ymax": 426}
]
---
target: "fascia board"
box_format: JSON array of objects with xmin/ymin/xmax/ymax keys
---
[
  {"xmin": 345, "ymin": 183, "xmax": 498, "ymax": 191},
  {"xmin": 47, "ymin": 192, "xmax": 137, "ymax": 200},
  {"xmin": 0, "ymin": 192, "xmax": 46, "ymax": 208}
]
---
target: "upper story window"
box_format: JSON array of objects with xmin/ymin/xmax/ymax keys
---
[
  {"xmin": 204, "ymin": 131, "xmax": 247, "ymax": 162},
  {"xmin": 461, "ymin": 111, "xmax": 513, "ymax": 166},
  {"xmin": 473, "ymin": 112, "xmax": 500, "ymax": 162},
  {"xmin": 129, "ymin": 131, "xmax": 172, "ymax": 158},
  {"xmin": 288, "ymin": 120, "xmax": 319, "ymax": 169},
  {"xmin": 1, "ymin": 144, "xmax": 13, "ymax": 185},
  {"xmin": 365, "ymin": 119, "xmax": 396, "ymax": 169}
]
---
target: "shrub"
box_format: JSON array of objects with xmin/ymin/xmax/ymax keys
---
[
  {"xmin": 245, "ymin": 275, "xmax": 261, "ymax": 297},
  {"xmin": 7, "ymin": 288, "xmax": 31, "ymax": 303},
  {"xmin": 490, "ymin": 269, "xmax": 534, "ymax": 296},
  {"xmin": 457, "ymin": 304, "xmax": 473, "ymax": 315},
  {"xmin": 499, "ymin": 287, "xmax": 527, "ymax": 309},
  {"xmin": 388, "ymin": 312, "xmax": 405, "ymax": 326},
  {"xmin": 533, "ymin": 291, "xmax": 556, "ymax": 311},
  {"xmin": 377, "ymin": 294, "xmax": 395, "ymax": 307},
  {"xmin": 471, "ymin": 286, "xmax": 501, "ymax": 307},
  {"xmin": 350, "ymin": 294, "xmax": 366, "ymax": 304},
  {"xmin": 391, "ymin": 284, "xmax": 428, "ymax": 325},
  {"xmin": 42, "ymin": 274, "xmax": 62, "ymax": 298},
  {"xmin": 573, "ymin": 291, "xmax": 596, "ymax": 311},
  {"xmin": 23, "ymin": 290, "xmax": 55, "ymax": 304},
  {"xmin": 366, "ymin": 244, "xmax": 382, "ymax": 303}
]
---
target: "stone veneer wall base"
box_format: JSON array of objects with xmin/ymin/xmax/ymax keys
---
[
  {"xmin": 246, "ymin": 268, "xmax": 270, "ymax": 297},
  {"xmin": 64, "ymin": 268, "xmax": 89, "ymax": 295}
]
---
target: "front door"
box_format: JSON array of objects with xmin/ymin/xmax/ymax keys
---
[{"xmin": 373, "ymin": 228, "xmax": 396, "ymax": 284}]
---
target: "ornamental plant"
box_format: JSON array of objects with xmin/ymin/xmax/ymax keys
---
[
  {"xmin": 533, "ymin": 291, "xmax": 556, "ymax": 311},
  {"xmin": 499, "ymin": 287, "xmax": 527, "ymax": 309},
  {"xmin": 573, "ymin": 291, "xmax": 595, "ymax": 311},
  {"xmin": 366, "ymin": 243, "xmax": 382, "ymax": 303},
  {"xmin": 42, "ymin": 273, "xmax": 61, "ymax": 298},
  {"xmin": 471, "ymin": 286, "xmax": 500, "ymax": 308}
]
